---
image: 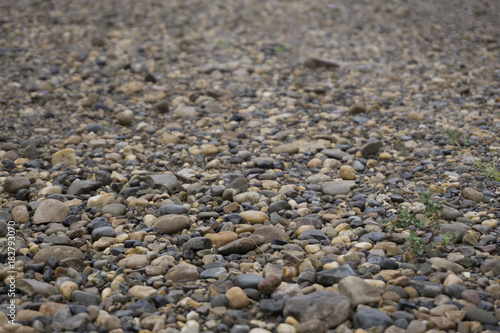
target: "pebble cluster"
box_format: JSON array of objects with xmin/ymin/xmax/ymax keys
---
[{"xmin": 0, "ymin": 1, "xmax": 499, "ymax": 333}]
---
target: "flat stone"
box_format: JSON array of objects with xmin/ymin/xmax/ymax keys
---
[
  {"xmin": 145, "ymin": 174, "xmax": 179, "ymax": 192},
  {"xmin": 217, "ymin": 235, "xmax": 266, "ymax": 255},
  {"xmin": 428, "ymin": 257, "xmax": 464, "ymax": 274},
  {"xmin": 233, "ymin": 274, "xmax": 264, "ymax": 289},
  {"xmin": 462, "ymin": 187, "xmax": 484, "ymax": 202},
  {"xmin": 63, "ymin": 313, "xmax": 91, "ymax": 331},
  {"xmin": 3, "ymin": 177, "xmax": 30, "ymax": 193},
  {"xmin": 408, "ymin": 280, "xmax": 443, "ymax": 297},
  {"xmin": 206, "ymin": 231, "xmax": 239, "ymax": 248},
  {"xmin": 322, "ymin": 182, "xmax": 351, "ymax": 196},
  {"xmin": 200, "ymin": 267, "xmax": 227, "ymax": 279},
  {"xmin": 101, "ymin": 203, "xmax": 127, "ymax": 216},
  {"xmin": 129, "ymin": 285, "xmax": 157, "ymax": 298},
  {"xmin": 181, "ymin": 237, "xmax": 212, "ymax": 251},
  {"xmin": 33, "ymin": 246, "xmax": 84, "ymax": 264},
  {"xmin": 480, "ymin": 259, "xmax": 500, "ymax": 275},
  {"xmin": 158, "ymin": 204, "xmax": 189, "ymax": 215},
  {"xmin": 361, "ymin": 140, "xmax": 383, "ymax": 156},
  {"xmin": 92, "ymin": 226, "xmax": 116, "ymax": 241},
  {"xmin": 283, "ymin": 291, "xmax": 351, "ymax": 329},
  {"xmin": 464, "ymin": 306, "xmax": 498, "ymax": 325},
  {"xmin": 32, "ymin": 199, "xmax": 70, "ymax": 224},
  {"xmin": 253, "ymin": 226, "xmax": 289, "ymax": 243},
  {"xmin": 52, "ymin": 148, "xmax": 77, "ymax": 166},
  {"xmin": 353, "ymin": 308, "xmax": 393, "ymax": 330},
  {"xmin": 338, "ymin": 276, "xmax": 381, "ymax": 307},
  {"xmin": 117, "ymin": 255, "xmax": 150, "ymax": 269},
  {"xmin": 154, "ymin": 215, "xmax": 190, "ymax": 234},
  {"xmin": 66, "ymin": 180, "xmax": 101, "ymax": 196},
  {"xmin": 272, "ymin": 143, "xmax": 299, "ymax": 154},
  {"xmin": 316, "ymin": 265, "xmax": 359, "ymax": 286},
  {"xmin": 442, "ymin": 206, "xmax": 463, "ymax": 220},
  {"xmin": 17, "ymin": 279, "xmax": 57, "ymax": 297},
  {"xmin": 165, "ymin": 263, "xmax": 200, "ymax": 283}
]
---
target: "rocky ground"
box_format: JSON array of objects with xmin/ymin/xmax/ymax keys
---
[{"xmin": 0, "ymin": 0, "xmax": 499, "ymax": 332}]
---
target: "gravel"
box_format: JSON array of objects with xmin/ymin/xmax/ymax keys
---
[{"xmin": 1, "ymin": 0, "xmax": 499, "ymax": 332}]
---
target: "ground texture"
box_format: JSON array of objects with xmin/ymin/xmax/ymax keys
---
[{"xmin": 0, "ymin": 0, "xmax": 500, "ymax": 332}]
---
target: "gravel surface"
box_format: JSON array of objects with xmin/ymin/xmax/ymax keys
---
[{"xmin": 1, "ymin": 0, "xmax": 499, "ymax": 333}]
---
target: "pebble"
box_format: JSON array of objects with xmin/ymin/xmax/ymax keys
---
[
  {"xmin": 51, "ymin": 148, "xmax": 77, "ymax": 166},
  {"xmin": 226, "ymin": 287, "xmax": 249, "ymax": 308},
  {"xmin": 239, "ymin": 211, "xmax": 269, "ymax": 224},
  {"xmin": 3, "ymin": 177, "xmax": 30, "ymax": 193},
  {"xmin": 154, "ymin": 214, "xmax": 190, "ymax": 233},
  {"xmin": 322, "ymin": 182, "xmax": 351, "ymax": 196}
]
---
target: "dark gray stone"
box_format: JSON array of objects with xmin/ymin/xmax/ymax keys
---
[
  {"xmin": 353, "ymin": 308, "xmax": 393, "ymax": 330},
  {"xmin": 316, "ymin": 265, "xmax": 358, "ymax": 286},
  {"xmin": 233, "ymin": 274, "xmax": 264, "ymax": 289},
  {"xmin": 159, "ymin": 204, "xmax": 189, "ymax": 215}
]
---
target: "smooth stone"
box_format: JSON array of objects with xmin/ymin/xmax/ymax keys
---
[
  {"xmin": 293, "ymin": 217, "xmax": 322, "ymax": 229},
  {"xmin": 34, "ymin": 246, "xmax": 84, "ymax": 264},
  {"xmin": 259, "ymin": 299, "xmax": 283, "ymax": 314},
  {"xmin": 71, "ymin": 290, "xmax": 101, "ymax": 306},
  {"xmin": 464, "ymin": 306, "xmax": 498, "ymax": 325},
  {"xmin": 233, "ymin": 191, "xmax": 261, "ymax": 204},
  {"xmin": 353, "ymin": 308, "xmax": 393, "ymax": 330},
  {"xmin": 427, "ymin": 257, "xmax": 464, "ymax": 274},
  {"xmin": 322, "ymin": 182, "xmax": 351, "ymax": 196},
  {"xmin": 159, "ymin": 204, "xmax": 189, "ymax": 215},
  {"xmin": 66, "ymin": 180, "xmax": 101, "ymax": 196},
  {"xmin": 145, "ymin": 174, "xmax": 179, "ymax": 192},
  {"xmin": 322, "ymin": 149, "xmax": 348, "ymax": 160},
  {"xmin": 39, "ymin": 302, "xmax": 68, "ymax": 316},
  {"xmin": 3, "ymin": 177, "xmax": 30, "ymax": 193},
  {"xmin": 283, "ymin": 291, "xmax": 351, "ymax": 329},
  {"xmin": 339, "ymin": 165, "xmax": 356, "ymax": 180},
  {"xmin": 165, "ymin": 263, "xmax": 200, "ymax": 283},
  {"xmin": 101, "ymin": 203, "xmax": 127, "ymax": 216},
  {"xmin": 116, "ymin": 109, "xmax": 134, "ymax": 126},
  {"xmin": 206, "ymin": 231, "xmax": 239, "ymax": 248},
  {"xmin": 200, "ymin": 267, "xmax": 227, "ymax": 279},
  {"xmin": 129, "ymin": 285, "xmax": 157, "ymax": 298},
  {"xmin": 154, "ymin": 100, "xmax": 170, "ymax": 113},
  {"xmin": 239, "ymin": 211, "xmax": 269, "ymax": 224},
  {"xmin": 17, "ymin": 279, "xmax": 57, "ymax": 297},
  {"xmin": 361, "ymin": 140, "xmax": 383, "ymax": 156},
  {"xmin": 462, "ymin": 187, "xmax": 484, "ymax": 202},
  {"xmin": 480, "ymin": 259, "xmax": 500, "ymax": 275},
  {"xmin": 91, "ymin": 226, "xmax": 116, "ymax": 241},
  {"xmin": 226, "ymin": 287, "xmax": 249, "ymax": 309},
  {"xmin": 268, "ymin": 200, "xmax": 292, "ymax": 213},
  {"xmin": 253, "ymin": 226, "xmax": 289, "ymax": 243},
  {"xmin": 117, "ymin": 255, "xmax": 150, "ymax": 269},
  {"xmin": 234, "ymin": 274, "xmax": 264, "ymax": 289},
  {"xmin": 298, "ymin": 229, "xmax": 328, "ymax": 241},
  {"xmin": 227, "ymin": 177, "xmax": 248, "ymax": 193},
  {"xmin": 52, "ymin": 148, "xmax": 77, "ymax": 166},
  {"xmin": 154, "ymin": 215, "xmax": 190, "ymax": 234},
  {"xmin": 217, "ymin": 235, "xmax": 266, "ymax": 255},
  {"xmin": 272, "ymin": 143, "xmax": 299, "ymax": 154},
  {"xmin": 11, "ymin": 205, "xmax": 29, "ymax": 223},
  {"xmin": 258, "ymin": 275, "xmax": 282, "ymax": 295},
  {"xmin": 87, "ymin": 193, "xmax": 115, "ymax": 208},
  {"xmin": 316, "ymin": 265, "xmax": 359, "ymax": 286},
  {"xmin": 338, "ymin": 276, "xmax": 381, "ymax": 307},
  {"xmin": 33, "ymin": 199, "xmax": 70, "ymax": 224},
  {"xmin": 63, "ymin": 313, "xmax": 91, "ymax": 331},
  {"xmin": 442, "ymin": 206, "xmax": 463, "ymax": 220},
  {"xmin": 408, "ymin": 280, "xmax": 443, "ymax": 297},
  {"xmin": 181, "ymin": 237, "xmax": 212, "ymax": 251},
  {"xmin": 60, "ymin": 281, "xmax": 78, "ymax": 299}
]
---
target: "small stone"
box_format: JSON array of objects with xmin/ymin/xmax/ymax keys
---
[
  {"xmin": 117, "ymin": 255, "xmax": 150, "ymax": 269},
  {"xmin": 33, "ymin": 246, "xmax": 84, "ymax": 264},
  {"xmin": 174, "ymin": 106, "xmax": 197, "ymax": 118},
  {"xmin": 51, "ymin": 148, "xmax": 77, "ymax": 166},
  {"xmin": 116, "ymin": 109, "xmax": 134, "ymax": 126},
  {"xmin": 353, "ymin": 308, "xmax": 393, "ymax": 330},
  {"xmin": 234, "ymin": 274, "xmax": 264, "ymax": 289},
  {"xmin": 201, "ymin": 144, "xmax": 218, "ymax": 155},
  {"xmin": 129, "ymin": 285, "xmax": 157, "ymax": 298},
  {"xmin": 67, "ymin": 180, "xmax": 101, "ymax": 196},
  {"xmin": 338, "ymin": 276, "xmax": 381, "ymax": 307},
  {"xmin": 17, "ymin": 279, "xmax": 57, "ymax": 297},
  {"xmin": 339, "ymin": 165, "xmax": 356, "ymax": 180},
  {"xmin": 102, "ymin": 316, "xmax": 121, "ymax": 332},
  {"xmin": 316, "ymin": 265, "xmax": 358, "ymax": 286},
  {"xmin": 159, "ymin": 204, "xmax": 189, "ymax": 215},
  {"xmin": 11, "ymin": 205, "xmax": 29, "ymax": 223},
  {"xmin": 272, "ymin": 143, "xmax": 299, "ymax": 154},
  {"xmin": 217, "ymin": 234, "xmax": 265, "ymax": 255},
  {"xmin": 427, "ymin": 258, "xmax": 464, "ymax": 274},
  {"xmin": 92, "ymin": 226, "xmax": 116, "ymax": 241},
  {"xmin": 226, "ymin": 287, "xmax": 249, "ymax": 309},
  {"xmin": 322, "ymin": 182, "xmax": 351, "ymax": 196},
  {"xmin": 59, "ymin": 281, "xmax": 78, "ymax": 299},
  {"xmin": 39, "ymin": 302, "xmax": 68, "ymax": 316},
  {"xmin": 33, "ymin": 199, "xmax": 70, "ymax": 224},
  {"xmin": 205, "ymin": 231, "xmax": 239, "ymax": 248},
  {"xmin": 462, "ymin": 187, "xmax": 484, "ymax": 202},
  {"xmin": 87, "ymin": 193, "xmax": 115, "ymax": 209},
  {"xmin": 146, "ymin": 174, "xmax": 179, "ymax": 192},
  {"xmin": 253, "ymin": 225, "xmax": 289, "ymax": 243},
  {"xmin": 464, "ymin": 306, "xmax": 498, "ymax": 325},
  {"xmin": 154, "ymin": 100, "xmax": 170, "ymax": 113},
  {"xmin": 165, "ymin": 263, "xmax": 200, "ymax": 283},
  {"xmin": 91, "ymin": 36, "xmax": 105, "ymax": 47},
  {"xmin": 480, "ymin": 259, "xmax": 500, "ymax": 275},
  {"xmin": 154, "ymin": 215, "xmax": 190, "ymax": 234},
  {"xmin": 442, "ymin": 206, "xmax": 463, "ymax": 220},
  {"xmin": 349, "ymin": 103, "xmax": 366, "ymax": 114},
  {"xmin": 283, "ymin": 291, "xmax": 351, "ymax": 329},
  {"xmin": 407, "ymin": 112, "xmax": 424, "ymax": 121},
  {"xmin": 4, "ymin": 177, "xmax": 31, "ymax": 193},
  {"xmin": 101, "ymin": 203, "xmax": 127, "ymax": 216},
  {"xmin": 239, "ymin": 211, "xmax": 269, "ymax": 224},
  {"xmin": 361, "ymin": 140, "xmax": 383, "ymax": 156},
  {"xmin": 64, "ymin": 313, "xmax": 91, "ymax": 331},
  {"xmin": 258, "ymin": 275, "xmax": 282, "ymax": 295}
]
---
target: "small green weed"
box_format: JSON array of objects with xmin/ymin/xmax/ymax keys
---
[
  {"xmin": 441, "ymin": 128, "xmax": 470, "ymax": 150},
  {"xmin": 395, "ymin": 139, "xmax": 409, "ymax": 157},
  {"xmin": 474, "ymin": 156, "xmax": 500, "ymax": 181},
  {"xmin": 273, "ymin": 44, "xmax": 286, "ymax": 53},
  {"xmin": 217, "ymin": 38, "xmax": 230, "ymax": 45},
  {"xmin": 386, "ymin": 192, "xmax": 460, "ymax": 260}
]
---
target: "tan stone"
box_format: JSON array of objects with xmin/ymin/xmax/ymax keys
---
[
  {"xmin": 51, "ymin": 148, "xmax": 76, "ymax": 166},
  {"xmin": 226, "ymin": 287, "xmax": 249, "ymax": 309}
]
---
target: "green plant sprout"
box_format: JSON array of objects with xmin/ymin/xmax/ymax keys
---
[
  {"xmin": 474, "ymin": 156, "xmax": 500, "ymax": 181},
  {"xmin": 441, "ymin": 128, "xmax": 470, "ymax": 150},
  {"xmin": 386, "ymin": 192, "xmax": 460, "ymax": 260}
]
